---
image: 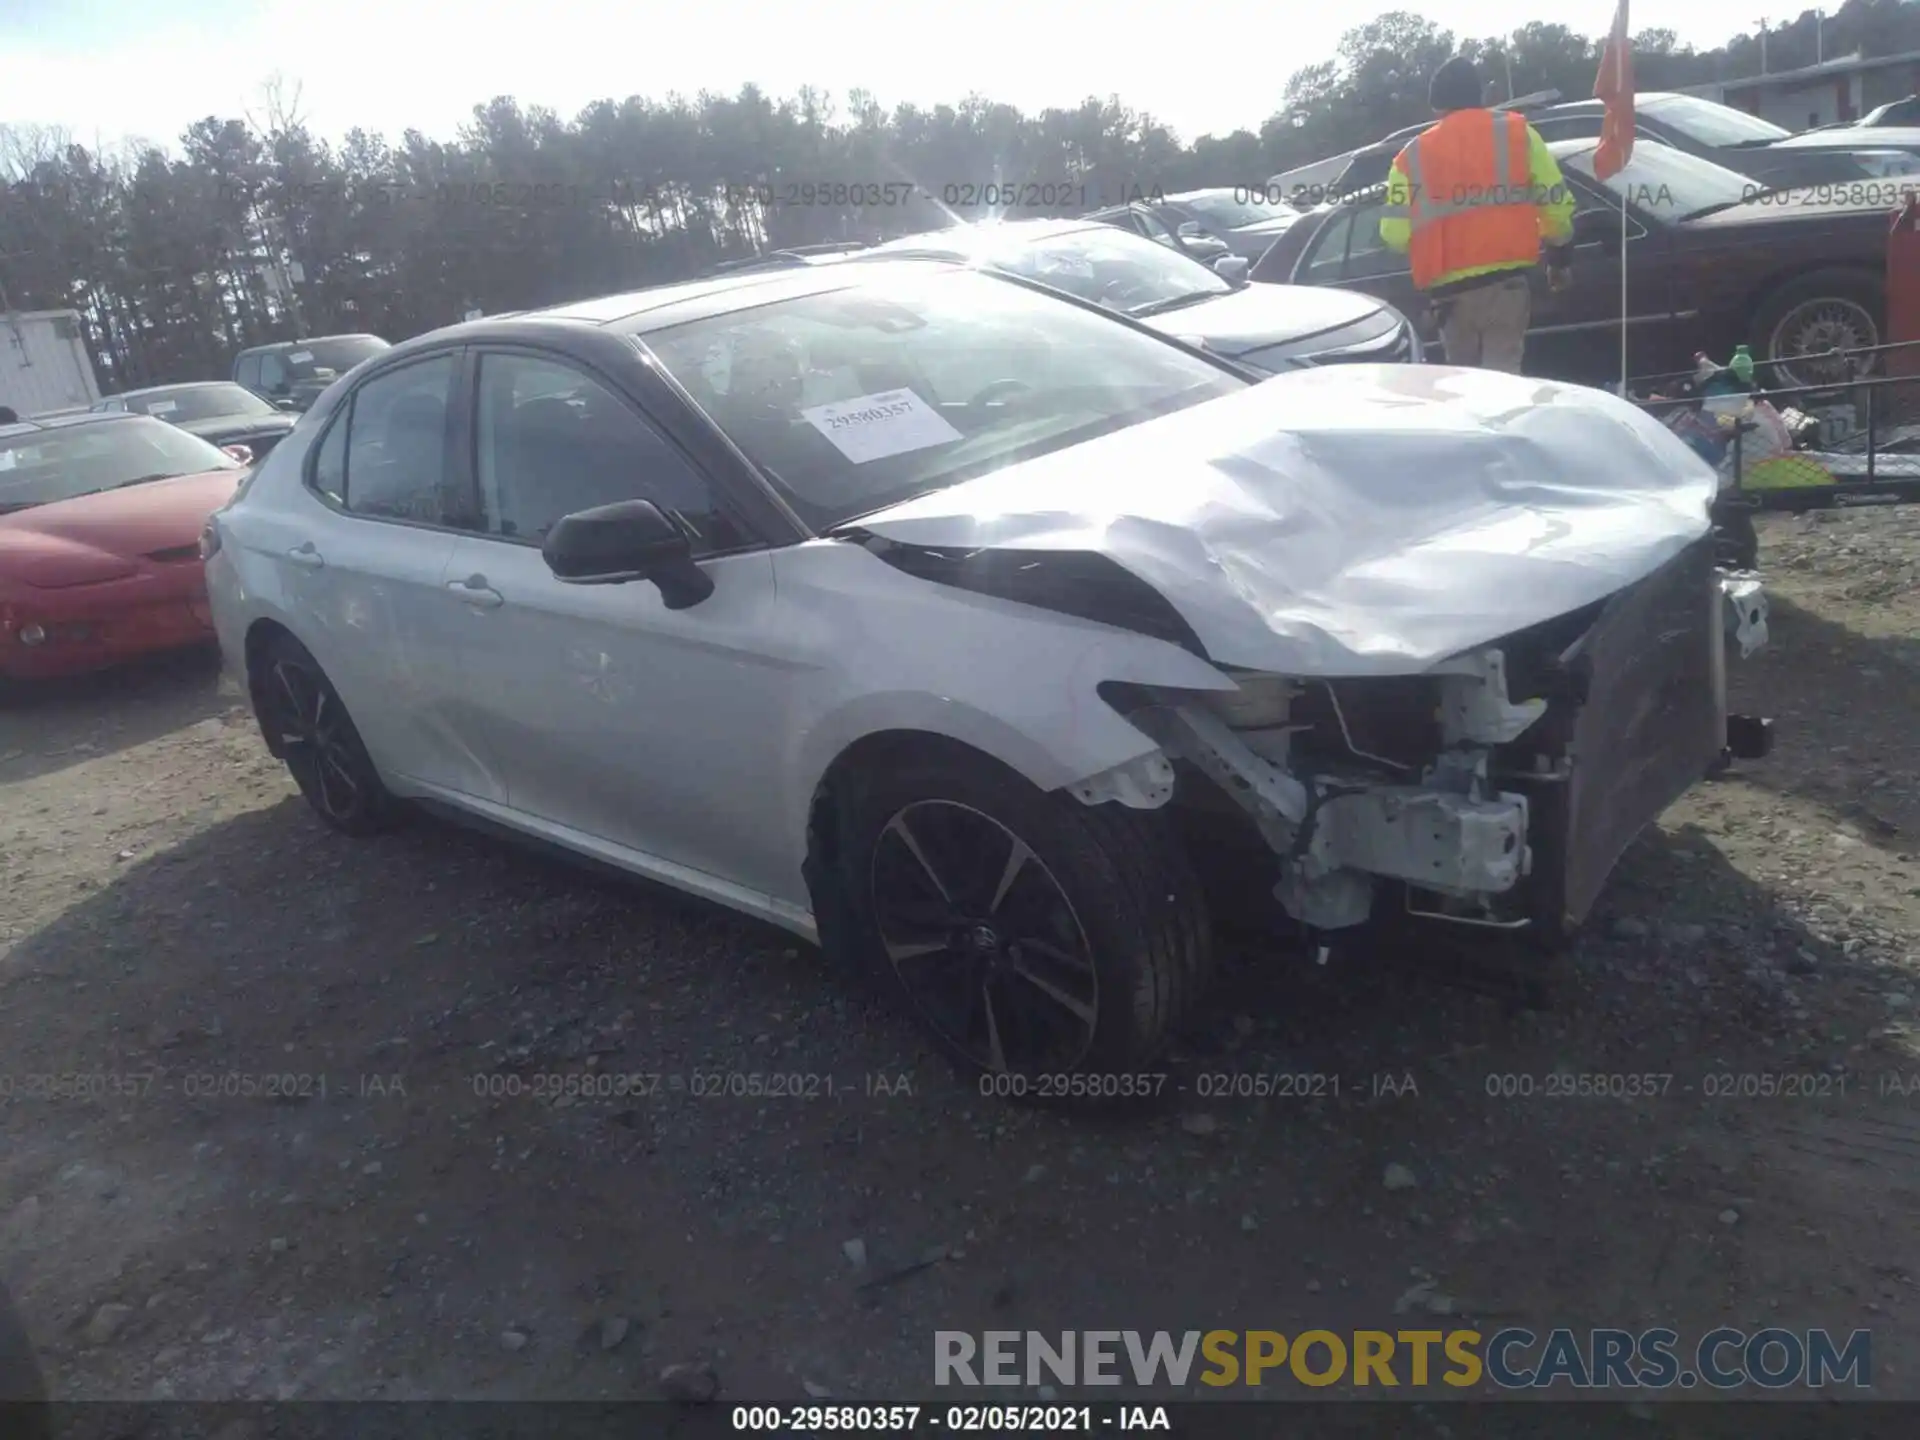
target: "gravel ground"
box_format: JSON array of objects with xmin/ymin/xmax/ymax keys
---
[{"xmin": 3, "ymin": 510, "xmax": 1920, "ymax": 1417}]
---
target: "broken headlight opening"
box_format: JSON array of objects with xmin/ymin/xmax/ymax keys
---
[{"xmin": 1091, "ymin": 540, "xmax": 1770, "ymax": 944}]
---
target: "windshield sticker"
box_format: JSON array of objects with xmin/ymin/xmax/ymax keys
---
[
  {"xmin": 800, "ymin": 388, "xmax": 961, "ymax": 465},
  {"xmin": 287, "ymin": 350, "xmax": 314, "ymax": 364},
  {"xmin": 146, "ymin": 399, "xmax": 178, "ymax": 416}
]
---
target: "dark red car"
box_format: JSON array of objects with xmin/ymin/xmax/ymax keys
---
[
  {"xmin": 1251, "ymin": 138, "xmax": 1915, "ymax": 388},
  {"xmin": 0, "ymin": 413, "xmax": 246, "ymax": 682}
]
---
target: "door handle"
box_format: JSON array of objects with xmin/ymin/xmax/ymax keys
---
[
  {"xmin": 448, "ymin": 576, "xmax": 504, "ymax": 609},
  {"xmin": 285, "ymin": 544, "xmax": 325, "ymax": 569}
]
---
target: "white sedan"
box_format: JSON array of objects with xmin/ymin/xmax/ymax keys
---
[{"xmin": 202, "ymin": 259, "xmax": 1766, "ymax": 1078}]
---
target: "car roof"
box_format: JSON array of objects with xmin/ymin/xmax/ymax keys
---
[
  {"xmin": 0, "ymin": 411, "xmax": 138, "ymax": 437},
  {"xmin": 1547, "ymin": 138, "xmax": 1602, "ymax": 162},
  {"xmin": 866, "ymin": 217, "xmax": 1103, "ymax": 254},
  {"xmin": 386, "ymin": 257, "xmax": 977, "ymax": 349},
  {"xmin": 236, "ymin": 333, "xmax": 385, "ymax": 355},
  {"xmin": 114, "ymin": 381, "xmax": 247, "ymax": 399}
]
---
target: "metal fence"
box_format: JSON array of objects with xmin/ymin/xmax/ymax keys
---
[{"xmin": 1627, "ymin": 338, "xmax": 1920, "ymax": 509}]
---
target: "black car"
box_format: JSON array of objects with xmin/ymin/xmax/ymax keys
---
[
  {"xmin": 1081, "ymin": 202, "xmax": 1237, "ymax": 268},
  {"xmin": 1252, "ymin": 138, "xmax": 1905, "ymax": 388},
  {"xmin": 232, "ymin": 334, "xmax": 391, "ymax": 412},
  {"xmin": 1320, "ymin": 91, "xmax": 1918, "ymax": 201},
  {"xmin": 93, "ymin": 382, "xmax": 298, "ymax": 459},
  {"xmin": 853, "ymin": 219, "xmax": 1419, "ymax": 370},
  {"xmin": 1085, "ymin": 190, "xmax": 1301, "ymax": 265}
]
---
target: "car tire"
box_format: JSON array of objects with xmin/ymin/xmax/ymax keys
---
[
  {"xmin": 1753, "ymin": 268, "xmax": 1885, "ymax": 390},
  {"xmin": 835, "ymin": 747, "xmax": 1212, "ymax": 1084},
  {"xmin": 254, "ymin": 634, "xmax": 398, "ymax": 836}
]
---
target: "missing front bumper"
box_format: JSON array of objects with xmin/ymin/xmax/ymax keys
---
[{"xmin": 1109, "ymin": 541, "xmax": 1761, "ymax": 938}]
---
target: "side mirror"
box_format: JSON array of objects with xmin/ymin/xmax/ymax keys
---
[
  {"xmin": 221, "ymin": 443, "xmax": 254, "ymax": 465},
  {"xmin": 1175, "ymin": 220, "xmax": 1204, "ymax": 239},
  {"xmin": 272, "ymin": 398, "xmax": 302, "ymax": 411},
  {"xmin": 1213, "ymin": 255, "xmax": 1251, "ymax": 285},
  {"xmin": 542, "ymin": 498, "xmax": 714, "ymax": 609}
]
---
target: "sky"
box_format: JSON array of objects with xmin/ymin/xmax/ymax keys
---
[{"xmin": 0, "ymin": 0, "xmax": 1793, "ymax": 153}]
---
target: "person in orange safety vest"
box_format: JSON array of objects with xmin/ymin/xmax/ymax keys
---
[{"xmin": 1378, "ymin": 57, "xmax": 1576, "ymax": 373}]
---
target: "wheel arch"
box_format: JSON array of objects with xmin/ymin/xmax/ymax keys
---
[
  {"xmin": 1741, "ymin": 259, "xmax": 1884, "ymax": 347},
  {"xmin": 242, "ymin": 617, "xmax": 299, "ymax": 757},
  {"xmin": 799, "ymin": 725, "xmax": 1044, "ymax": 969}
]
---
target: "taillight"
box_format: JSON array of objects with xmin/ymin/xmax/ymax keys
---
[{"xmin": 199, "ymin": 518, "xmax": 222, "ymax": 560}]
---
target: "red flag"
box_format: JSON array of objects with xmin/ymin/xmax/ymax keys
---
[{"xmin": 1592, "ymin": 0, "xmax": 1635, "ymax": 180}]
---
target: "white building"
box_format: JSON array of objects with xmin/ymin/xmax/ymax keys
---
[{"xmin": 1, "ymin": 309, "xmax": 103, "ymax": 417}]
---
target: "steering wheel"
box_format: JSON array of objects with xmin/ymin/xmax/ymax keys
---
[{"xmin": 968, "ymin": 379, "xmax": 1035, "ymax": 409}]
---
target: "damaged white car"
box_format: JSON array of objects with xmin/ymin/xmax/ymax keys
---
[{"xmin": 202, "ymin": 260, "xmax": 1771, "ymax": 1076}]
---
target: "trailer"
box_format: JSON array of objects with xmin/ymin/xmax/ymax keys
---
[{"xmin": 0, "ymin": 309, "xmax": 102, "ymax": 417}]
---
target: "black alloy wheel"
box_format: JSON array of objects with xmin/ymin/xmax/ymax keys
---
[
  {"xmin": 258, "ymin": 636, "xmax": 394, "ymax": 834},
  {"xmin": 869, "ymin": 799, "xmax": 1100, "ymax": 1074}
]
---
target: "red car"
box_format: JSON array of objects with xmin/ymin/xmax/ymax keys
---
[{"xmin": 0, "ymin": 412, "xmax": 248, "ymax": 682}]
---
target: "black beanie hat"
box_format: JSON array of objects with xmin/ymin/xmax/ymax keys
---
[{"xmin": 1430, "ymin": 57, "xmax": 1485, "ymax": 111}]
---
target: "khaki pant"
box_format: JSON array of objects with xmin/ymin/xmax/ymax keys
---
[{"xmin": 1432, "ymin": 273, "xmax": 1531, "ymax": 373}]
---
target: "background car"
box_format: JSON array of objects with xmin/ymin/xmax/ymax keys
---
[
  {"xmin": 1251, "ymin": 138, "xmax": 1908, "ymax": 387},
  {"xmin": 1311, "ymin": 91, "xmax": 1918, "ymax": 206},
  {"xmin": 204, "ymin": 259, "xmax": 1751, "ymax": 1075},
  {"xmin": 232, "ymin": 334, "xmax": 391, "ymax": 412},
  {"xmin": 855, "ymin": 219, "xmax": 1420, "ymax": 370},
  {"xmin": 1143, "ymin": 187, "xmax": 1303, "ymax": 261},
  {"xmin": 1080, "ymin": 201, "xmax": 1237, "ymax": 269},
  {"xmin": 1854, "ymin": 95, "xmax": 1920, "ymax": 128},
  {"xmin": 0, "ymin": 413, "xmax": 246, "ymax": 680},
  {"xmin": 1521, "ymin": 92, "xmax": 1920, "ymax": 189},
  {"xmin": 93, "ymin": 381, "xmax": 299, "ymax": 460}
]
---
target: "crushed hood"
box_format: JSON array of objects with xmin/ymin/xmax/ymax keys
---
[{"xmin": 857, "ymin": 365, "xmax": 1719, "ymax": 677}]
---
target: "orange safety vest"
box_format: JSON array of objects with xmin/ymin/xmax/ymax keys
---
[{"xmin": 1398, "ymin": 110, "xmax": 1541, "ymax": 291}]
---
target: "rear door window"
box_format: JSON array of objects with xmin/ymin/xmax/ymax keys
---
[
  {"xmin": 1298, "ymin": 210, "xmax": 1357, "ymax": 282},
  {"xmin": 330, "ymin": 356, "xmax": 460, "ymax": 525}
]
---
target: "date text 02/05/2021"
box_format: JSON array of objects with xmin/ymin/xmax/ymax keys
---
[{"xmin": 728, "ymin": 1404, "xmax": 1172, "ymax": 1432}]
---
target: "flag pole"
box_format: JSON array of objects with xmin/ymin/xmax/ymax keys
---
[
  {"xmin": 1616, "ymin": 38, "xmax": 1629, "ymax": 394},
  {"xmin": 1619, "ymin": 185, "xmax": 1629, "ymax": 392}
]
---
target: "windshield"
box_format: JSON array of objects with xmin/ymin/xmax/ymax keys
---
[
  {"xmin": 646, "ymin": 268, "xmax": 1242, "ymax": 530},
  {"xmin": 1174, "ymin": 191, "xmax": 1295, "ymax": 229},
  {"xmin": 0, "ymin": 417, "xmax": 239, "ymax": 513},
  {"xmin": 979, "ymin": 225, "xmax": 1232, "ymax": 316},
  {"xmin": 118, "ymin": 383, "xmax": 279, "ymax": 423},
  {"xmin": 1564, "ymin": 141, "xmax": 1756, "ymax": 219},
  {"xmin": 280, "ymin": 337, "xmax": 389, "ymax": 380},
  {"xmin": 1644, "ymin": 94, "xmax": 1791, "ymax": 146}
]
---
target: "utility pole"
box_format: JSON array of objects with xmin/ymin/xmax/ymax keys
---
[
  {"xmin": 1816, "ymin": 10, "xmax": 1824, "ymax": 64},
  {"xmin": 1758, "ymin": 19, "xmax": 1770, "ymax": 75},
  {"xmin": 1503, "ymin": 49, "xmax": 1516, "ymax": 101}
]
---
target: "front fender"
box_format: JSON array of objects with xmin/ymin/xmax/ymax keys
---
[{"xmin": 775, "ymin": 539, "xmax": 1236, "ymax": 880}]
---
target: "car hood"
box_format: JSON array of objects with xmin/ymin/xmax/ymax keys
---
[
  {"xmin": 177, "ymin": 412, "xmax": 297, "ymax": 442},
  {"xmin": 1140, "ymin": 284, "xmax": 1392, "ymax": 357},
  {"xmin": 1229, "ymin": 215, "xmax": 1302, "ymax": 239},
  {"xmin": 854, "ymin": 365, "xmax": 1716, "ymax": 677},
  {"xmin": 1770, "ymin": 126, "xmax": 1920, "ymax": 151},
  {"xmin": 1679, "ymin": 182, "xmax": 1907, "ymax": 228},
  {"xmin": 0, "ymin": 469, "xmax": 238, "ymax": 588}
]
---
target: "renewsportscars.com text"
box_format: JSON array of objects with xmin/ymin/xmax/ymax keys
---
[{"xmin": 934, "ymin": 1327, "xmax": 1872, "ymax": 1391}]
